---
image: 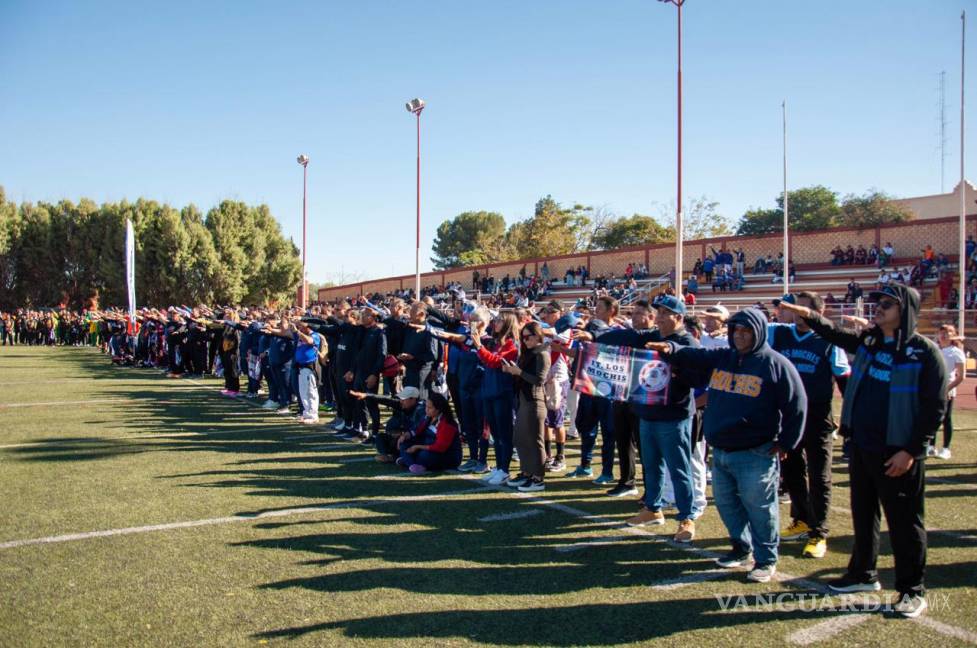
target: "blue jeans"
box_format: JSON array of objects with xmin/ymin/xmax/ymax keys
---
[
  {"xmin": 575, "ymin": 395, "xmax": 615, "ymax": 477},
  {"xmin": 638, "ymin": 417, "xmax": 699, "ymax": 521},
  {"xmin": 483, "ymin": 393, "xmax": 514, "ymax": 471},
  {"xmin": 711, "ymin": 442, "xmax": 781, "ymax": 566}
]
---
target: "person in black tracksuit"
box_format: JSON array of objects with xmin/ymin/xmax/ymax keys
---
[
  {"xmin": 351, "ymin": 309, "xmax": 387, "ymax": 439},
  {"xmin": 781, "ymin": 284, "xmax": 945, "ymax": 617},
  {"xmin": 769, "ymin": 292, "xmax": 850, "ymax": 558},
  {"xmin": 308, "ymin": 308, "xmax": 360, "ymax": 431},
  {"xmin": 383, "ymin": 300, "xmax": 410, "ymax": 396},
  {"xmin": 401, "ymin": 303, "xmax": 436, "ymax": 398}
]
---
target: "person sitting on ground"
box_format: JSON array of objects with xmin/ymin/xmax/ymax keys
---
[
  {"xmin": 349, "ymin": 386, "xmax": 425, "ymax": 463},
  {"xmin": 397, "ymin": 392, "xmax": 463, "ymax": 474}
]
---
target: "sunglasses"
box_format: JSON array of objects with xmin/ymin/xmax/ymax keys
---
[{"xmin": 876, "ymin": 299, "xmax": 899, "ymax": 311}]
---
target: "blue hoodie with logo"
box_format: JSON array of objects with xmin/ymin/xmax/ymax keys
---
[{"xmin": 664, "ymin": 308, "xmax": 807, "ymax": 452}]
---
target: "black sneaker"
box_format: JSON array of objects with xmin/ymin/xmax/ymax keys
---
[
  {"xmin": 827, "ymin": 574, "xmax": 882, "ymax": 593},
  {"xmin": 518, "ymin": 477, "xmax": 545, "ymax": 493},
  {"xmin": 507, "ymin": 474, "xmax": 530, "ymax": 488},
  {"xmin": 715, "ymin": 548, "xmax": 754, "ymax": 568},
  {"xmin": 606, "ymin": 484, "xmax": 639, "ymax": 498},
  {"xmin": 892, "ymin": 592, "xmax": 927, "ymax": 618}
]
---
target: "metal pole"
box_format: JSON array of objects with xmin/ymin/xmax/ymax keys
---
[
  {"xmin": 674, "ymin": 0, "xmax": 684, "ymax": 297},
  {"xmin": 783, "ymin": 100, "xmax": 790, "ymax": 297},
  {"xmin": 959, "ymin": 10, "xmax": 967, "ymax": 336},
  {"xmin": 302, "ymin": 162, "xmax": 308, "ymax": 309},
  {"xmin": 416, "ymin": 111, "xmax": 421, "ymax": 299}
]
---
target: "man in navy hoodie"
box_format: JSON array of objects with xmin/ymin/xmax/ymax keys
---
[{"xmin": 647, "ymin": 307, "xmax": 806, "ymax": 583}]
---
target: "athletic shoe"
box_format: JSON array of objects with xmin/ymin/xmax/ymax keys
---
[
  {"xmin": 331, "ymin": 420, "xmax": 346, "ymax": 431},
  {"xmin": 481, "ymin": 468, "xmax": 499, "ymax": 481},
  {"xmin": 802, "ymin": 537, "xmax": 827, "ymax": 558},
  {"xmin": 546, "ymin": 458, "xmax": 566, "ymax": 473},
  {"xmin": 408, "ymin": 464, "xmax": 428, "ymax": 475},
  {"xmin": 487, "ymin": 470, "xmax": 509, "ymax": 486},
  {"xmin": 715, "ymin": 549, "xmax": 753, "ymax": 568},
  {"xmin": 261, "ymin": 399, "xmax": 278, "ymax": 409},
  {"xmin": 518, "ymin": 478, "xmax": 545, "ymax": 493},
  {"xmin": 893, "ymin": 593, "xmax": 928, "ymax": 618},
  {"xmin": 673, "ymin": 519, "xmax": 695, "ymax": 543},
  {"xmin": 275, "ymin": 407, "xmax": 291, "ymax": 415},
  {"xmin": 395, "ymin": 457, "xmax": 408, "ymax": 467},
  {"xmin": 606, "ymin": 484, "xmax": 639, "ymax": 498},
  {"xmin": 661, "ymin": 501, "xmax": 677, "ymax": 512},
  {"xmin": 593, "ymin": 474, "xmax": 615, "ymax": 485},
  {"xmin": 457, "ymin": 459, "xmax": 478, "ymax": 473},
  {"xmin": 375, "ymin": 454, "xmax": 395, "ymax": 463},
  {"xmin": 626, "ymin": 508, "xmax": 665, "ymax": 527},
  {"xmin": 507, "ymin": 474, "xmax": 530, "ymax": 489},
  {"xmin": 566, "ymin": 465, "xmax": 593, "ymax": 479},
  {"xmin": 472, "ymin": 462, "xmax": 491, "ymax": 474},
  {"xmin": 937, "ymin": 447, "xmax": 952, "ymax": 460},
  {"xmin": 355, "ymin": 433, "xmax": 371, "ymax": 444},
  {"xmin": 747, "ymin": 564, "xmax": 776, "ymax": 583},
  {"xmin": 300, "ymin": 418, "xmax": 320, "ymax": 425},
  {"xmin": 329, "ymin": 418, "xmax": 343, "ymax": 429},
  {"xmin": 827, "ymin": 574, "xmax": 882, "ymax": 593},
  {"xmin": 925, "ymin": 445, "xmax": 937, "ymax": 457},
  {"xmin": 782, "ymin": 519, "xmax": 811, "ymax": 541},
  {"xmin": 706, "ymin": 469, "xmax": 712, "ymax": 484},
  {"xmin": 778, "ymin": 491, "xmax": 791, "ymax": 504}
]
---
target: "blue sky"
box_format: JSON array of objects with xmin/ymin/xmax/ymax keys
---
[{"xmin": 1, "ymin": 1, "xmax": 973, "ymax": 285}]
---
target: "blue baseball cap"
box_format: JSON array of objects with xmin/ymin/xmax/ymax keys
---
[
  {"xmin": 772, "ymin": 293, "xmax": 795, "ymax": 307},
  {"xmin": 652, "ymin": 294, "xmax": 687, "ymax": 315}
]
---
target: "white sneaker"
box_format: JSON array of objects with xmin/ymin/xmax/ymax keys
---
[
  {"xmin": 261, "ymin": 400, "xmax": 278, "ymax": 409},
  {"xmin": 300, "ymin": 417, "xmax": 320, "ymax": 425},
  {"xmin": 937, "ymin": 447, "xmax": 952, "ymax": 460},
  {"xmin": 481, "ymin": 468, "xmax": 501, "ymax": 482},
  {"xmin": 926, "ymin": 445, "xmax": 937, "ymax": 457},
  {"xmin": 487, "ymin": 470, "xmax": 510, "ymax": 486},
  {"xmin": 275, "ymin": 407, "xmax": 290, "ymax": 415},
  {"xmin": 747, "ymin": 564, "xmax": 777, "ymax": 583}
]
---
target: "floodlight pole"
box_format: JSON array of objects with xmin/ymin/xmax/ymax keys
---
[
  {"xmin": 959, "ymin": 10, "xmax": 966, "ymax": 336},
  {"xmin": 659, "ymin": 0, "xmax": 685, "ymax": 296}
]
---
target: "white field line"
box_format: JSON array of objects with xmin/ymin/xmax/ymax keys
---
[
  {"xmin": 786, "ymin": 614, "xmax": 873, "ymax": 645},
  {"xmin": 556, "ymin": 534, "xmax": 643, "ymax": 553},
  {"xmin": 649, "ymin": 568, "xmax": 730, "ymax": 591},
  {"xmin": 0, "ymin": 486, "xmax": 490, "ymax": 551},
  {"xmin": 0, "ymin": 426, "xmax": 302, "ymax": 450},
  {"xmin": 914, "ymin": 617, "xmax": 977, "ymax": 644},
  {"xmin": 478, "ymin": 509, "xmax": 545, "ymax": 523},
  {"xmin": 0, "ymin": 398, "xmax": 131, "ymax": 409}
]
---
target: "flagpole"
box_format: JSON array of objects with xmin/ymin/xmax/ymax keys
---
[
  {"xmin": 959, "ymin": 10, "xmax": 967, "ymax": 337},
  {"xmin": 782, "ymin": 100, "xmax": 790, "ymax": 296}
]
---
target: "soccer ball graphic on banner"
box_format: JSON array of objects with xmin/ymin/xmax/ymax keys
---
[{"xmin": 638, "ymin": 360, "xmax": 670, "ymax": 393}]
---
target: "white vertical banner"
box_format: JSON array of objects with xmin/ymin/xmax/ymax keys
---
[{"xmin": 125, "ymin": 218, "xmax": 136, "ymax": 326}]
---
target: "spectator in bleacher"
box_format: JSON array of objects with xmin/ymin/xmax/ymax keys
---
[
  {"xmin": 868, "ymin": 244, "xmax": 879, "ymax": 265},
  {"xmin": 854, "ymin": 245, "xmax": 867, "ymax": 265},
  {"xmin": 687, "ymin": 274, "xmax": 699, "ymax": 295},
  {"xmin": 754, "ymin": 256, "xmax": 768, "ymax": 274},
  {"xmin": 967, "ymin": 277, "xmax": 977, "ymax": 308},
  {"xmin": 702, "ymin": 256, "xmax": 714, "ymax": 283},
  {"xmin": 788, "ymin": 261, "xmax": 797, "ymax": 284},
  {"xmin": 881, "ymin": 242, "xmax": 895, "ymax": 266},
  {"xmin": 877, "ymin": 270, "xmax": 890, "ymax": 289},
  {"xmin": 830, "ymin": 246, "xmax": 845, "ymax": 266},
  {"xmin": 735, "ymin": 248, "xmax": 746, "ymax": 276},
  {"xmin": 712, "ymin": 268, "xmax": 728, "ymax": 293},
  {"xmin": 844, "ymin": 245, "xmax": 855, "ymax": 265},
  {"xmin": 692, "ymin": 259, "xmax": 703, "ymax": 278}
]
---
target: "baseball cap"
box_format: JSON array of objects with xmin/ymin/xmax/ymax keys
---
[
  {"xmin": 397, "ymin": 386, "xmax": 421, "ymax": 400},
  {"xmin": 869, "ymin": 285, "xmax": 903, "ymax": 303},
  {"xmin": 652, "ymin": 294, "xmax": 687, "ymax": 315},
  {"xmin": 702, "ymin": 305, "xmax": 729, "ymax": 320},
  {"xmin": 772, "ymin": 293, "xmax": 796, "ymax": 307}
]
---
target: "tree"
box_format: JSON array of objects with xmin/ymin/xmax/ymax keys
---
[
  {"xmin": 509, "ymin": 195, "xmax": 590, "ymax": 259},
  {"xmin": 838, "ymin": 190, "xmax": 913, "ymax": 229},
  {"xmin": 592, "ymin": 213, "xmax": 674, "ymax": 249},
  {"xmin": 736, "ymin": 185, "xmax": 841, "ymax": 235},
  {"xmin": 431, "ymin": 211, "xmax": 507, "ymax": 269}
]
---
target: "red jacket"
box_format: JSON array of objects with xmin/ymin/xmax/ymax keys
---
[
  {"xmin": 476, "ymin": 338, "xmax": 517, "ymax": 368},
  {"xmin": 417, "ymin": 415, "xmax": 460, "ymax": 454}
]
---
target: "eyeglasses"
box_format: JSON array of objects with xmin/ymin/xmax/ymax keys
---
[{"xmin": 876, "ymin": 299, "xmax": 899, "ymax": 311}]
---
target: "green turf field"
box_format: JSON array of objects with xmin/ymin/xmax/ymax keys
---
[{"xmin": 1, "ymin": 346, "xmax": 975, "ymax": 647}]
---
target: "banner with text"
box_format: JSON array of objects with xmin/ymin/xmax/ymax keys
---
[{"xmin": 572, "ymin": 342, "xmax": 670, "ymax": 405}]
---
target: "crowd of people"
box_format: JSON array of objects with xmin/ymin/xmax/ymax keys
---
[{"xmin": 4, "ymin": 271, "xmax": 967, "ymax": 620}]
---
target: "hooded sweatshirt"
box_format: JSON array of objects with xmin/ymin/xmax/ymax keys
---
[
  {"xmin": 665, "ymin": 308, "xmax": 807, "ymax": 452},
  {"xmin": 800, "ymin": 283, "xmax": 946, "ymax": 458}
]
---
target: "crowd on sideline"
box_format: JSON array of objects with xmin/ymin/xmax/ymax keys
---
[{"xmin": 4, "ymin": 272, "xmax": 968, "ymax": 620}]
